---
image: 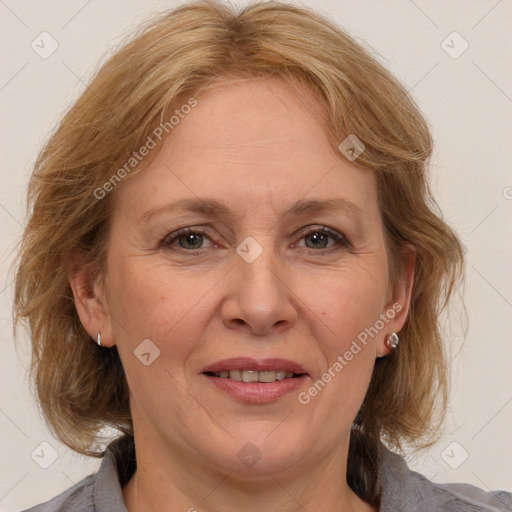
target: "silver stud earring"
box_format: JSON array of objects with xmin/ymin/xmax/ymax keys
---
[
  {"xmin": 386, "ymin": 332, "xmax": 399, "ymax": 350},
  {"xmin": 97, "ymin": 331, "xmax": 101, "ymax": 346}
]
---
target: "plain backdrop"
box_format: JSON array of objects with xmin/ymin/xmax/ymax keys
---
[{"xmin": 1, "ymin": 0, "xmax": 511, "ymax": 510}]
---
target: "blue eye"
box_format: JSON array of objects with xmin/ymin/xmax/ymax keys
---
[
  {"xmin": 162, "ymin": 227, "xmax": 213, "ymax": 250},
  {"xmin": 297, "ymin": 227, "xmax": 350, "ymax": 252},
  {"xmin": 161, "ymin": 226, "xmax": 350, "ymax": 254}
]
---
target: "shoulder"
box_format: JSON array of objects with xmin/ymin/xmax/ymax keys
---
[
  {"xmin": 430, "ymin": 482, "xmax": 512, "ymax": 511},
  {"xmin": 21, "ymin": 436, "xmax": 134, "ymax": 512},
  {"xmin": 377, "ymin": 443, "xmax": 512, "ymax": 512},
  {"xmin": 20, "ymin": 473, "xmax": 96, "ymax": 512}
]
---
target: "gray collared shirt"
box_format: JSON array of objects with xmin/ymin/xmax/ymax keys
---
[{"xmin": 22, "ymin": 436, "xmax": 512, "ymax": 511}]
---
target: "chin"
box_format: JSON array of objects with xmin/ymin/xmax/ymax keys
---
[{"xmin": 211, "ymin": 427, "xmax": 310, "ymax": 478}]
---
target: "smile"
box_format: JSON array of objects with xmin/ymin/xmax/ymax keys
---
[{"xmin": 204, "ymin": 370, "xmax": 302, "ymax": 383}]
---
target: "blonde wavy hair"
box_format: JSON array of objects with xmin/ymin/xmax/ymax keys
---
[{"xmin": 13, "ymin": 0, "xmax": 464, "ymax": 500}]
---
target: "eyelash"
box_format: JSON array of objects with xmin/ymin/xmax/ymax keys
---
[{"xmin": 160, "ymin": 226, "xmax": 350, "ymax": 255}]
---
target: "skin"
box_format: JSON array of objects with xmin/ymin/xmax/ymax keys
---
[{"xmin": 69, "ymin": 77, "xmax": 415, "ymax": 512}]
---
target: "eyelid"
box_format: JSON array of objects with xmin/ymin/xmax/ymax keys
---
[
  {"xmin": 293, "ymin": 225, "xmax": 350, "ymax": 249},
  {"xmin": 161, "ymin": 226, "xmax": 216, "ymax": 249},
  {"xmin": 161, "ymin": 225, "xmax": 350, "ymax": 252}
]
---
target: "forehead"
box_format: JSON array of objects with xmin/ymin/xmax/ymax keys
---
[{"xmin": 115, "ymin": 77, "xmax": 378, "ymax": 222}]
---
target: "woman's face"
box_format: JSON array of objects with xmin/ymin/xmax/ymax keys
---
[{"xmin": 79, "ymin": 78, "xmax": 412, "ymax": 477}]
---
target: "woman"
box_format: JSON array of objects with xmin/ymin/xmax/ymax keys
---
[{"xmin": 13, "ymin": 1, "xmax": 511, "ymax": 511}]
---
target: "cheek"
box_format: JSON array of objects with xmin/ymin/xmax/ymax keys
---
[
  {"xmin": 298, "ymin": 265, "xmax": 388, "ymax": 353},
  {"xmin": 304, "ymin": 285, "xmax": 380, "ymax": 414},
  {"xmin": 107, "ymin": 261, "xmax": 219, "ymax": 417},
  {"xmin": 108, "ymin": 259, "xmax": 216, "ymax": 367}
]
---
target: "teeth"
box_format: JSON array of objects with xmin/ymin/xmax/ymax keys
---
[
  {"xmin": 242, "ymin": 370, "xmax": 259, "ymax": 383},
  {"xmin": 229, "ymin": 370, "xmax": 242, "ymax": 381},
  {"xmin": 259, "ymin": 371, "xmax": 278, "ymax": 383},
  {"xmin": 213, "ymin": 370, "xmax": 299, "ymax": 383},
  {"xmin": 275, "ymin": 371, "xmax": 287, "ymax": 381}
]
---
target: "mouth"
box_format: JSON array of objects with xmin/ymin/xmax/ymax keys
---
[
  {"xmin": 201, "ymin": 357, "xmax": 309, "ymax": 380},
  {"xmin": 201, "ymin": 357, "xmax": 310, "ymax": 403},
  {"xmin": 204, "ymin": 369, "xmax": 304, "ymax": 382}
]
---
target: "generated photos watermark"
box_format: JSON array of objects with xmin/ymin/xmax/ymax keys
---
[
  {"xmin": 94, "ymin": 97, "xmax": 198, "ymax": 200},
  {"xmin": 298, "ymin": 302, "xmax": 403, "ymax": 404}
]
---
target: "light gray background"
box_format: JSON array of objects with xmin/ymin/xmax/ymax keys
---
[{"xmin": 1, "ymin": 0, "xmax": 511, "ymax": 510}]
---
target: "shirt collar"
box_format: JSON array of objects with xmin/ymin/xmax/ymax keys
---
[{"xmin": 94, "ymin": 435, "xmax": 135, "ymax": 512}]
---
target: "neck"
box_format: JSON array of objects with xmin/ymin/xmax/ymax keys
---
[{"xmin": 122, "ymin": 431, "xmax": 377, "ymax": 512}]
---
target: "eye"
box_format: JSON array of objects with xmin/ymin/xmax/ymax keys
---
[
  {"xmin": 161, "ymin": 227, "xmax": 215, "ymax": 251},
  {"xmin": 160, "ymin": 225, "xmax": 350, "ymax": 254},
  {"xmin": 295, "ymin": 226, "xmax": 350, "ymax": 252}
]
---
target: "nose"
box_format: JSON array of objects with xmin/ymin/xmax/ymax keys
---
[{"xmin": 220, "ymin": 246, "xmax": 298, "ymax": 336}]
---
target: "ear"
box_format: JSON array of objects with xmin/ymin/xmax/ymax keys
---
[
  {"xmin": 376, "ymin": 244, "xmax": 416, "ymax": 357},
  {"xmin": 67, "ymin": 249, "xmax": 115, "ymax": 347}
]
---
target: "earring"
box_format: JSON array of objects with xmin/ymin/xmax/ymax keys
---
[
  {"xmin": 96, "ymin": 331, "xmax": 101, "ymax": 346},
  {"xmin": 386, "ymin": 332, "xmax": 399, "ymax": 350}
]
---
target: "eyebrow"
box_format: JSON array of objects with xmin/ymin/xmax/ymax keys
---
[{"xmin": 139, "ymin": 197, "xmax": 365, "ymax": 225}]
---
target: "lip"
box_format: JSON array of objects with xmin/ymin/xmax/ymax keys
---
[
  {"xmin": 203, "ymin": 373, "xmax": 309, "ymax": 403},
  {"xmin": 201, "ymin": 357, "xmax": 310, "ymax": 404},
  {"xmin": 201, "ymin": 357, "xmax": 309, "ymax": 375}
]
